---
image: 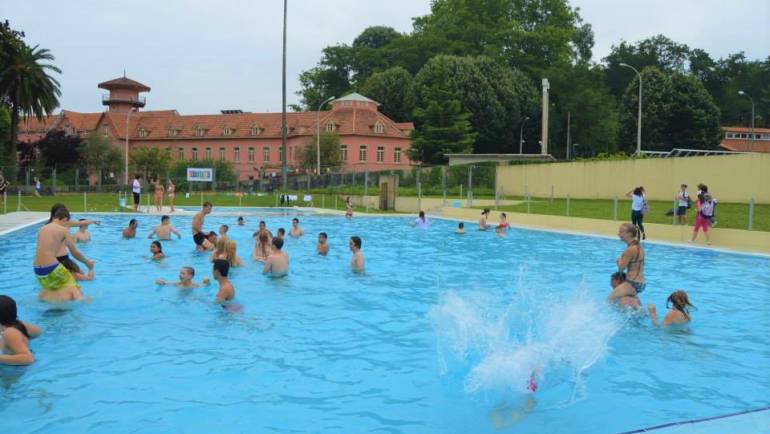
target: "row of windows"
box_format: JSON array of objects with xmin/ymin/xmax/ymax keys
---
[
  {"xmin": 174, "ymin": 145, "xmax": 403, "ymax": 164},
  {"xmin": 340, "ymin": 145, "xmax": 401, "ymax": 163},
  {"xmin": 138, "ymin": 126, "xmax": 263, "ymax": 138},
  {"xmin": 725, "ymin": 132, "xmax": 770, "ymax": 141}
]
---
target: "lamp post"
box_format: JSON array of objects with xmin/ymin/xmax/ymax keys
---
[
  {"xmin": 280, "ymin": 0, "xmax": 288, "ymax": 191},
  {"xmin": 738, "ymin": 90, "xmax": 755, "ymax": 151},
  {"xmin": 124, "ymin": 108, "xmax": 134, "ymax": 185},
  {"xmin": 519, "ymin": 116, "xmax": 530, "ymax": 154},
  {"xmin": 316, "ymin": 96, "xmax": 335, "ymax": 175},
  {"xmin": 619, "ymin": 63, "xmax": 642, "ymax": 155}
]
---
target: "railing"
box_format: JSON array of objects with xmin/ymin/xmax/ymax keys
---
[
  {"xmin": 101, "ymin": 94, "xmax": 146, "ymax": 105},
  {"xmin": 639, "ymin": 148, "xmax": 749, "ymax": 158}
]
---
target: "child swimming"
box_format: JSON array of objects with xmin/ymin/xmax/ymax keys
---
[
  {"xmin": 0, "ymin": 295, "xmax": 42, "ymax": 365},
  {"xmin": 150, "ymin": 241, "xmax": 165, "ymax": 260},
  {"xmin": 155, "ymin": 267, "xmax": 210, "ymax": 289},
  {"xmin": 649, "ymin": 290, "xmax": 694, "ymax": 326}
]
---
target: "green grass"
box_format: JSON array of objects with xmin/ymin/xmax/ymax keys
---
[{"xmin": 481, "ymin": 197, "xmax": 769, "ymax": 232}]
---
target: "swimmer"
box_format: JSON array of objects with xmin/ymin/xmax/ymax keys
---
[
  {"xmin": 148, "ymin": 215, "xmax": 181, "ymax": 240},
  {"xmin": 263, "ymin": 237, "xmax": 289, "ymax": 277},
  {"xmin": 237, "ymin": 216, "xmax": 245, "ymax": 226},
  {"xmin": 122, "ymin": 219, "xmax": 139, "ymax": 238},
  {"xmin": 192, "ymin": 201, "xmax": 213, "ymax": 248},
  {"xmin": 496, "ymin": 212, "xmax": 511, "ymax": 235},
  {"xmin": 214, "ymin": 238, "xmax": 243, "ymax": 267},
  {"xmin": 609, "ymin": 271, "xmax": 640, "ymax": 309},
  {"xmin": 33, "ymin": 207, "xmax": 86, "ymax": 302},
  {"xmin": 349, "ymin": 235, "xmax": 364, "ymax": 272},
  {"xmin": 479, "ymin": 209, "xmax": 491, "ymax": 230},
  {"xmin": 155, "ymin": 266, "xmax": 210, "ymax": 289},
  {"xmin": 150, "ymin": 240, "xmax": 165, "ymax": 260},
  {"xmin": 608, "ymin": 223, "xmax": 645, "ymax": 302},
  {"xmin": 456, "ymin": 222, "xmax": 465, "ymax": 234},
  {"xmin": 0, "ymin": 295, "xmax": 42, "ymax": 365},
  {"xmin": 75, "ymin": 219, "xmax": 91, "ymax": 243},
  {"xmin": 413, "ymin": 211, "xmax": 429, "ymax": 229},
  {"xmin": 317, "ymin": 232, "xmax": 329, "ymax": 255},
  {"xmin": 59, "ymin": 255, "xmax": 94, "ymax": 281},
  {"xmin": 253, "ymin": 232, "xmax": 271, "ymax": 262},
  {"xmin": 213, "ymin": 259, "xmax": 235, "ymax": 304},
  {"xmin": 219, "ymin": 224, "xmax": 229, "ymax": 238},
  {"xmin": 275, "ymin": 228, "xmax": 286, "ymax": 241},
  {"xmin": 649, "ymin": 290, "xmax": 694, "ymax": 326},
  {"xmin": 252, "ymin": 220, "xmax": 273, "ymax": 241},
  {"xmin": 47, "ymin": 204, "xmax": 95, "ymax": 283},
  {"xmin": 290, "ymin": 218, "xmax": 304, "ymax": 238}
]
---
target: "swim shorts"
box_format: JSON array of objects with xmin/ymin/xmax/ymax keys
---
[
  {"xmin": 133, "ymin": 192, "xmax": 140, "ymax": 204},
  {"xmin": 193, "ymin": 232, "xmax": 206, "ymax": 245},
  {"xmin": 34, "ymin": 263, "xmax": 78, "ymax": 292}
]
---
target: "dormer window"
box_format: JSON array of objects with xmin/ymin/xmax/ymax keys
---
[
  {"xmin": 168, "ymin": 128, "xmax": 178, "ymax": 137},
  {"xmin": 138, "ymin": 127, "xmax": 148, "ymax": 138},
  {"xmin": 223, "ymin": 127, "xmax": 233, "ymax": 136},
  {"xmin": 325, "ymin": 122, "xmax": 335, "ymax": 132},
  {"xmin": 194, "ymin": 126, "xmax": 205, "ymax": 137},
  {"xmin": 250, "ymin": 126, "xmax": 261, "ymax": 136},
  {"xmin": 373, "ymin": 122, "xmax": 384, "ymax": 134}
]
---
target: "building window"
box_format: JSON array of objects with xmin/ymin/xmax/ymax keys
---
[
  {"xmin": 251, "ymin": 126, "xmax": 260, "ymax": 136},
  {"xmin": 102, "ymin": 124, "xmax": 109, "ymax": 135},
  {"xmin": 248, "ymin": 147, "xmax": 255, "ymax": 163},
  {"xmin": 263, "ymin": 146, "xmax": 270, "ymax": 162},
  {"xmin": 138, "ymin": 127, "xmax": 148, "ymax": 138},
  {"xmin": 194, "ymin": 126, "xmax": 205, "ymax": 137},
  {"xmin": 359, "ymin": 145, "xmax": 367, "ymax": 162},
  {"xmin": 219, "ymin": 147, "xmax": 226, "ymax": 161},
  {"xmin": 234, "ymin": 147, "xmax": 240, "ymax": 163},
  {"xmin": 168, "ymin": 128, "xmax": 178, "ymax": 137},
  {"xmin": 374, "ymin": 123, "xmax": 384, "ymax": 134},
  {"xmin": 340, "ymin": 145, "xmax": 348, "ymax": 162},
  {"xmin": 191, "ymin": 147, "xmax": 198, "ymax": 161},
  {"xmin": 325, "ymin": 122, "xmax": 335, "ymax": 132},
  {"xmin": 205, "ymin": 147, "xmax": 212, "ymax": 160},
  {"xmin": 177, "ymin": 147, "xmax": 184, "ymax": 160},
  {"xmin": 376, "ymin": 146, "xmax": 384, "ymax": 163},
  {"xmin": 394, "ymin": 147, "xmax": 401, "ymax": 163},
  {"xmin": 223, "ymin": 127, "xmax": 232, "ymax": 136}
]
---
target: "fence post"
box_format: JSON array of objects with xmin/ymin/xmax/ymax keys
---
[
  {"xmin": 75, "ymin": 168, "xmax": 79, "ymax": 192},
  {"xmin": 84, "ymin": 192, "xmax": 87, "ymax": 212},
  {"xmin": 334, "ymin": 194, "xmax": 338, "ymax": 210},
  {"xmin": 672, "ymin": 199, "xmax": 678, "ymax": 225},
  {"xmin": 566, "ymin": 194, "xmax": 571, "ymax": 217},
  {"xmin": 416, "ymin": 167, "xmax": 422, "ymax": 212},
  {"xmin": 3, "ymin": 191, "xmax": 7, "ymax": 214},
  {"xmin": 550, "ymin": 185, "xmax": 554, "ymax": 203},
  {"xmin": 52, "ymin": 168, "xmax": 57, "ymax": 195},
  {"xmin": 466, "ymin": 166, "xmax": 473, "ymax": 208},
  {"xmin": 322, "ymin": 194, "xmax": 325, "ymax": 209},
  {"xmin": 199, "ymin": 191, "xmax": 203, "ymax": 209},
  {"xmin": 275, "ymin": 193, "xmax": 278, "ymax": 207},
  {"xmin": 748, "ymin": 197, "xmax": 754, "ymax": 231},
  {"xmin": 613, "ymin": 196, "xmax": 618, "ymax": 220},
  {"xmin": 17, "ymin": 191, "xmax": 21, "ymax": 212},
  {"xmin": 459, "ymin": 184, "xmax": 463, "ymax": 202},
  {"xmin": 527, "ymin": 192, "xmax": 531, "ymax": 214},
  {"xmin": 441, "ymin": 166, "xmax": 447, "ymax": 207},
  {"xmin": 364, "ymin": 171, "xmax": 369, "ymax": 198}
]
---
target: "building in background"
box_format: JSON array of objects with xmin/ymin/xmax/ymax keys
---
[
  {"xmin": 18, "ymin": 76, "xmax": 415, "ymax": 181},
  {"xmin": 720, "ymin": 126, "xmax": 770, "ymax": 153}
]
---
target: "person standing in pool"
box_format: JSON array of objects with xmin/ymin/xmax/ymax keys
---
[
  {"xmin": 479, "ymin": 209, "xmax": 491, "ymax": 230},
  {"xmin": 75, "ymin": 219, "xmax": 92, "ymax": 243},
  {"xmin": 253, "ymin": 232, "xmax": 271, "ymax": 262},
  {"xmin": 156, "ymin": 267, "xmax": 209, "ymax": 288},
  {"xmin": 649, "ymin": 290, "xmax": 694, "ymax": 326},
  {"xmin": 148, "ymin": 215, "xmax": 181, "ymax": 240},
  {"xmin": 263, "ymin": 237, "xmax": 289, "ymax": 277},
  {"xmin": 317, "ymin": 232, "xmax": 329, "ymax": 255},
  {"xmin": 34, "ymin": 207, "xmax": 88, "ymax": 302},
  {"xmin": 608, "ymin": 271, "xmax": 640, "ymax": 309},
  {"xmin": 626, "ymin": 186, "xmax": 647, "ymax": 240},
  {"xmin": 608, "ymin": 223, "xmax": 645, "ymax": 301},
  {"xmin": 413, "ymin": 211, "xmax": 429, "ymax": 229},
  {"xmin": 349, "ymin": 236, "xmax": 364, "ymax": 272},
  {"xmin": 149, "ymin": 241, "xmax": 165, "ymax": 260},
  {"xmin": 132, "ymin": 174, "xmax": 142, "ymax": 212},
  {"xmin": 166, "ymin": 179, "xmax": 176, "ymax": 213},
  {"xmin": 123, "ymin": 219, "xmax": 139, "ymax": 238},
  {"xmin": 252, "ymin": 220, "xmax": 273, "ymax": 241},
  {"xmin": 496, "ymin": 213, "xmax": 511, "ymax": 235},
  {"xmin": 213, "ymin": 259, "xmax": 235, "ymax": 304},
  {"xmin": 192, "ymin": 202, "xmax": 213, "ymax": 248},
  {"xmin": 46, "ymin": 205, "xmax": 97, "ymax": 280},
  {"xmin": 456, "ymin": 222, "xmax": 465, "ymax": 234},
  {"xmin": 237, "ymin": 216, "xmax": 245, "ymax": 226},
  {"xmin": 275, "ymin": 227, "xmax": 286, "ymax": 241},
  {"xmin": 290, "ymin": 218, "xmax": 304, "ymax": 237},
  {"xmin": 0, "ymin": 295, "xmax": 42, "ymax": 365}
]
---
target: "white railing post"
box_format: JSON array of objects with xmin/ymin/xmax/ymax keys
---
[{"xmin": 748, "ymin": 197, "xmax": 754, "ymax": 231}]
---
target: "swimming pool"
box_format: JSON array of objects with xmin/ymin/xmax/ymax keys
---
[{"xmin": 1, "ymin": 213, "xmax": 768, "ymax": 433}]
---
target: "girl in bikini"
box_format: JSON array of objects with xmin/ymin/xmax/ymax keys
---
[
  {"xmin": 154, "ymin": 179, "xmax": 164, "ymax": 212},
  {"xmin": 608, "ymin": 223, "xmax": 645, "ymax": 301},
  {"xmin": 167, "ymin": 179, "xmax": 176, "ymax": 213}
]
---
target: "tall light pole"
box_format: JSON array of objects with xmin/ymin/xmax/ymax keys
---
[
  {"xmin": 738, "ymin": 90, "xmax": 755, "ymax": 151},
  {"xmin": 316, "ymin": 96, "xmax": 335, "ymax": 175},
  {"xmin": 280, "ymin": 0, "xmax": 288, "ymax": 191},
  {"xmin": 124, "ymin": 108, "xmax": 134, "ymax": 185},
  {"xmin": 619, "ymin": 63, "xmax": 642, "ymax": 155},
  {"xmin": 519, "ymin": 116, "xmax": 529, "ymax": 154}
]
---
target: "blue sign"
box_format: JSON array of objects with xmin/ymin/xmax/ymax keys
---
[{"xmin": 186, "ymin": 168, "xmax": 214, "ymax": 182}]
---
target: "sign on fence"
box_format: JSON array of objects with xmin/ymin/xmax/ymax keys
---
[{"xmin": 186, "ymin": 168, "xmax": 213, "ymax": 182}]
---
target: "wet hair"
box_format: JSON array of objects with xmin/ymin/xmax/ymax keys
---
[
  {"xmin": 481, "ymin": 208, "xmax": 490, "ymax": 215},
  {"xmin": 203, "ymin": 201, "xmax": 213, "ymax": 208},
  {"xmin": 501, "ymin": 213, "xmax": 507, "ymax": 218},
  {"xmin": 207, "ymin": 231, "xmax": 217, "ymax": 239},
  {"xmin": 458, "ymin": 222, "xmax": 464, "ymax": 228},
  {"xmin": 58, "ymin": 256, "xmax": 82, "ymax": 275},
  {"xmin": 418, "ymin": 211, "xmax": 425, "ymax": 219},
  {"xmin": 277, "ymin": 228, "xmax": 285, "ymax": 236},
  {"xmin": 611, "ymin": 271, "xmax": 627, "ymax": 284},
  {"xmin": 620, "ymin": 223, "xmax": 640, "ymax": 242},
  {"xmin": 161, "ymin": 215, "xmax": 170, "ymax": 222},
  {"xmin": 129, "ymin": 218, "xmax": 138, "ymax": 227},
  {"xmin": 259, "ymin": 233, "xmax": 269, "ymax": 243},
  {"xmin": 151, "ymin": 240, "xmax": 163, "ymax": 253},
  {"xmin": 220, "ymin": 224, "xmax": 229, "ymax": 233},
  {"xmin": 213, "ymin": 259, "xmax": 230, "ymax": 278},
  {"xmin": 272, "ymin": 237, "xmax": 284, "ymax": 250},
  {"xmin": 319, "ymin": 232, "xmax": 327, "ymax": 240},
  {"xmin": 237, "ymin": 216, "xmax": 244, "ymax": 222},
  {"xmin": 224, "ymin": 239, "xmax": 238, "ymax": 265},
  {"xmin": 53, "ymin": 207, "xmax": 71, "ymax": 221},
  {"xmin": 350, "ymin": 235, "xmax": 362, "ymax": 249},
  {"xmin": 48, "ymin": 203, "xmax": 67, "ymax": 223},
  {"xmin": 0, "ymin": 295, "xmax": 29, "ymax": 338},
  {"xmin": 259, "ymin": 220, "xmax": 266, "ymax": 226},
  {"xmin": 182, "ymin": 266, "xmax": 195, "ymax": 277},
  {"xmin": 292, "ymin": 218, "xmax": 299, "ymax": 224},
  {"xmin": 633, "ymin": 186, "xmax": 644, "ymax": 196},
  {"xmin": 667, "ymin": 290, "xmax": 695, "ymax": 320}
]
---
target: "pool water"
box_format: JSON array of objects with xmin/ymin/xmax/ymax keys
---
[{"xmin": 1, "ymin": 213, "xmax": 768, "ymax": 434}]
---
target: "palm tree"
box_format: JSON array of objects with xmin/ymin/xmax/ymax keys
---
[{"xmin": 0, "ymin": 39, "xmax": 61, "ymax": 179}]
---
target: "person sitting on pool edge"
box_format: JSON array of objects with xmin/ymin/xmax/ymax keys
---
[
  {"xmin": 263, "ymin": 237, "xmax": 289, "ymax": 277},
  {"xmin": 150, "ymin": 241, "xmax": 165, "ymax": 261},
  {"xmin": 317, "ymin": 232, "xmax": 329, "ymax": 255},
  {"xmin": 123, "ymin": 219, "xmax": 139, "ymax": 239},
  {"xmin": 148, "ymin": 215, "xmax": 181, "ymax": 240},
  {"xmin": 456, "ymin": 222, "xmax": 465, "ymax": 234},
  {"xmin": 0, "ymin": 295, "xmax": 42, "ymax": 365},
  {"xmin": 649, "ymin": 290, "xmax": 694, "ymax": 327},
  {"xmin": 155, "ymin": 267, "xmax": 209, "ymax": 289},
  {"xmin": 609, "ymin": 271, "xmax": 640, "ymax": 309},
  {"xmin": 349, "ymin": 236, "xmax": 364, "ymax": 273},
  {"xmin": 213, "ymin": 259, "xmax": 235, "ymax": 304},
  {"xmin": 290, "ymin": 218, "xmax": 304, "ymax": 238}
]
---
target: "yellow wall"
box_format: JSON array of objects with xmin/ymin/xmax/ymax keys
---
[{"xmin": 496, "ymin": 153, "xmax": 770, "ymax": 203}]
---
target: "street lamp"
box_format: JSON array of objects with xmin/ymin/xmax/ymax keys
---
[
  {"xmin": 738, "ymin": 90, "xmax": 755, "ymax": 150},
  {"xmin": 124, "ymin": 108, "xmax": 134, "ymax": 185},
  {"xmin": 316, "ymin": 96, "xmax": 335, "ymax": 175},
  {"xmin": 619, "ymin": 63, "xmax": 642, "ymax": 155},
  {"xmin": 519, "ymin": 116, "xmax": 530, "ymax": 154}
]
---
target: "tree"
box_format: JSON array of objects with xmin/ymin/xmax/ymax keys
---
[
  {"xmin": 129, "ymin": 147, "xmax": 171, "ymax": 181},
  {"xmin": 359, "ymin": 67, "xmax": 415, "ymax": 122},
  {"xmin": 619, "ymin": 67, "xmax": 672, "ymax": 152},
  {"xmin": 0, "ymin": 105, "xmax": 9, "ymax": 167},
  {"xmin": 26, "ymin": 130, "xmax": 81, "ymax": 169},
  {"xmin": 0, "ymin": 21, "xmax": 61, "ymax": 179},
  {"xmin": 294, "ymin": 45, "xmax": 355, "ymax": 110},
  {"xmin": 79, "ymin": 132, "xmax": 122, "ymax": 187},
  {"xmin": 410, "ymin": 97, "xmax": 476, "ymax": 164},
  {"xmin": 297, "ymin": 132, "xmax": 342, "ymax": 172},
  {"xmin": 666, "ymin": 74, "xmax": 721, "ymax": 149}
]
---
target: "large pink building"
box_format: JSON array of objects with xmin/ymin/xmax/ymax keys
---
[{"xmin": 18, "ymin": 76, "xmax": 415, "ymax": 181}]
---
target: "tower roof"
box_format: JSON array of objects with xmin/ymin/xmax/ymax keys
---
[
  {"xmin": 98, "ymin": 76, "xmax": 151, "ymax": 92},
  {"xmin": 333, "ymin": 92, "xmax": 379, "ymax": 105}
]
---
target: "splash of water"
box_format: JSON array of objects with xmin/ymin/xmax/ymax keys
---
[{"xmin": 430, "ymin": 283, "xmax": 622, "ymax": 400}]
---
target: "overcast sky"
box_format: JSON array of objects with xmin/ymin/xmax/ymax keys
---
[{"xmin": 2, "ymin": 0, "xmax": 768, "ymax": 115}]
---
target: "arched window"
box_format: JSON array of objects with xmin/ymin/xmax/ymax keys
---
[
  {"xmin": 194, "ymin": 126, "xmax": 205, "ymax": 137},
  {"xmin": 325, "ymin": 122, "xmax": 335, "ymax": 132},
  {"xmin": 251, "ymin": 126, "xmax": 260, "ymax": 136},
  {"xmin": 138, "ymin": 127, "xmax": 148, "ymax": 138},
  {"xmin": 373, "ymin": 122, "xmax": 384, "ymax": 134}
]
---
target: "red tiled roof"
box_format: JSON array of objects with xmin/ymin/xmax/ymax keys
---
[
  {"xmin": 722, "ymin": 126, "xmax": 770, "ymax": 134},
  {"xmin": 19, "ymin": 114, "xmax": 61, "ymax": 133},
  {"xmin": 98, "ymin": 76, "xmax": 151, "ymax": 92},
  {"xmin": 62, "ymin": 111, "xmax": 102, "ymax": 132},
  {"xmin": 720, "ymin": 140, "xmax": 770, "ymax": 153},
  {"xmin": 394, "ymin": 122, "xmax": 415, "ymax": 131}
]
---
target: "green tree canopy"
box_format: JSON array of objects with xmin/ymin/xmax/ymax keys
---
[
  {"xmin": 79, "ymin": 132, "xmax": 122, "ymax": 185},
  {"xmin": 359, "ymin": 67, "xmax": 415, "ymax": 122},
  {"xmin": 410, "ymin": 96, "xmax": 476, "ymax": 164},
  {"xmin": 130, "ymin": 146, "xmax": 171, "ymax": 181},
  {"xmin": 297, "ymin": 132, "xmax": 342, "ymax": 172}
]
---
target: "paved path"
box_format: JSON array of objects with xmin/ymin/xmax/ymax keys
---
[{"xmin": 0, "ymin": 211, "xmax": 49, "ymax": 236}]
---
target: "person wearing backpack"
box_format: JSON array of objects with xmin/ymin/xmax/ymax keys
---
[
  {"xmin": 626, "ymin": 186, "xmax": 647, "ymax": 240},
  {"xmin": 675, "ymin": 184, "xmax": 691, "ymax": 225},
  {"xmin": 691, "ymin": 193, "xmax": 716, "ymax": 245}
]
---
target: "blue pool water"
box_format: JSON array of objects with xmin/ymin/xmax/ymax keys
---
[{"xmin": 1, "ymin": 213, "xmax": 768, "ymax": 434}]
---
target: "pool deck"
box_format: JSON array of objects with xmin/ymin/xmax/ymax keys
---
[{"xmin": 0, "ymin": 211, "xmax": 49, "ymax": 236}]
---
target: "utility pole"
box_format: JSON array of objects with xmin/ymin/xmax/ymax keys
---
[
  {"xmin": 281, "ymin": 0, "xmax": 288, "ymax": 191},
  {"xmin": 566, "ymin": 111, "xmax": 571, "ymax": 160},
  {"xmin": 541, "ymin": 79, "xmax": 550, "ymax": 155}
]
